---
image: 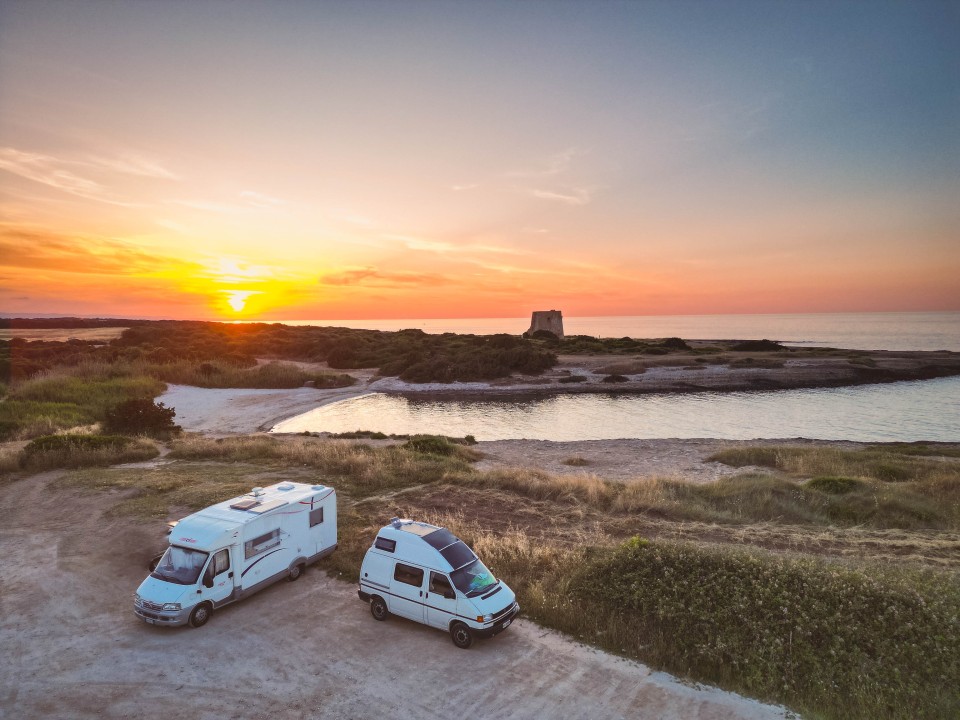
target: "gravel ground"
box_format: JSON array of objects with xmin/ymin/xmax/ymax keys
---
[{"xmin": 0, "ymin": 472, "xmax": 792, "ymax": 720}]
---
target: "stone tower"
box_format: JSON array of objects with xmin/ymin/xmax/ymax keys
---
[{"xmin": 526, "ymin": 310, "xmax": 564, "ymax": 339}]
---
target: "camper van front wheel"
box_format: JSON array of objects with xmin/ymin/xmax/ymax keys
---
[
  {"xmin": 450, "ymin": 622, "xmax": 474, "ymax": 649},
  {"xmin": 370, "ymin": 596, "xmax": 389, "ymax": 621},
  {"xmin": 189, "ymin": 602, "xmax": 212, "ymax": 628}
]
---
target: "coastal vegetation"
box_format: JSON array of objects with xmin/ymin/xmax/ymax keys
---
[{"xmin": 16, "ymin": 433, "xmax": 957, "ymax": 719}]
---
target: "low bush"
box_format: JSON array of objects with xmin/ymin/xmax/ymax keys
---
[
  {"xmin": 731, "ymin": 339, "xmax": 786, "ymax": 351},
  {"xmin": 602, "ymin": 374, "xmax": 629, "ymax": 383},
  {"xmin": 561, "ymin": 456, "xmax": 590, "ymax": 466},
  {"xmin": 20, "ymin": 434, "xmax": 159, "ymax": 471},
  {"xmin": 558, "ymin": 375, "xmax": 588, "ymax": 383}
]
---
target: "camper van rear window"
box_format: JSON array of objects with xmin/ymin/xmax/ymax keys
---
[
  {"xmin": 374, "ymin": 536, "xmax": 396, "ymax": 552},
  {"xmin": 245, "ymin": 528, "xmax": 281, "ymax": 559}
]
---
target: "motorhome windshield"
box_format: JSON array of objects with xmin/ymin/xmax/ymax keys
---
[
  {"xmin": 450, "ymin": 558, "xmax": 497, "ymax": 597},
  {"xmin": 150, "ymin": 546, "xmax": 209, "ymax": 585}
]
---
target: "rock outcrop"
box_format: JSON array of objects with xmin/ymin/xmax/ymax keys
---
[{"xmin": 526, "ymin": 310, "xmax": 564, "ymax": 339}]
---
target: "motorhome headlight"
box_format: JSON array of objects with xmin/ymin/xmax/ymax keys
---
[
  {"xmin": 161, "ymin": 603, "xmax": 181, "ymax": 611},
  {"xmin": 477, "ymin": 614, "xmax": 492, "ymax": 623}
]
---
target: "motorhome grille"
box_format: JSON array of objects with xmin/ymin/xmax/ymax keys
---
[
  {"xmin": 141, "ymin": 600, "xmax": 164, "ymax": 612},
  {"xmin": 491, "ymin": 602, "xmax": 515, "ymax": 622}
]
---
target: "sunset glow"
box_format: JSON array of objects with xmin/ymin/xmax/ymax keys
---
[{"xmin": 1, "ymin": 1, "xmax": 957, "ymax": 320}]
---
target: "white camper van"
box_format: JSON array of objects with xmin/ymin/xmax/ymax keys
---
[
  {"xmin": 134, "ymin": 481, "xmax": 336, "ymax": 628},
  {"xmin": 358, "ymin": 518, "xmax": 519, "ymax": 648}
]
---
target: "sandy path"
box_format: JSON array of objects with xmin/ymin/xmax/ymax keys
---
[{"xmin": 0, "ymin": 473, "xmax": 791, "ymax": 720}]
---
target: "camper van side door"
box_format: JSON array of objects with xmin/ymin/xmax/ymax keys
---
[
  {"xmin": 424, "ymin": 572, "xmax": 458, "ymax": 630},
  {"xmin": 390, "ymin": 562, "xmax": 425, "ymax": 622}
]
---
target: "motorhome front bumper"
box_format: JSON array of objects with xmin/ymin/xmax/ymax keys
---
[
  {"xmin": 133, "ymin": 599, "xmax": 191, "ymax": 627},
  {"xmin": 475, "ymin": 602, "xmax": 520, "ymax": 639}
]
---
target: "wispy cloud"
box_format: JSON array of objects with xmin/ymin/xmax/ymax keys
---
[
  {"xmin": 451, "ymin": 183, "xmax": 479, "ymax": 191},
  {"xmin": 384, "ymin": 234, "xmax": 528, "ymax": 256},
  {"xmin": 239, "ymin": 190, "xmax": 284, "ymax": 208},
  {"xmin": 507, "ymin": 147, "xmax": 582, "ymax": 178},
  {"xmin": 529, "ymin": 187, "xmax": 593, "ymax": 206},
  {"xmin": 0, "ymin": 224, "xmax": 195, "ymax": 276},
  {"xmin": 172, "ymin": 190, "xmax": 285, "ymax": 213},
  {"xmin": 320, "ymin": 267, "xmax": 452, "ymax": 288},
  {"xmin": 0, "ymin": 147, "xmax": 178, "ymax": 206}
]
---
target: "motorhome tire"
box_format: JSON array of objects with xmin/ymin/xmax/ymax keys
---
[
  {"xmin": 450, "ymin": 622, "xmax": 474, "ymax": 649},
  {"xmin": 370, "ymin": 596, "xmax": 389, "ymax": 621},
  {"xmin": 189, "ymin": 602, "xmax": 212, "ymax": 628},
  {"xmin": 288, "ymin": 563, "xmax": 304, "ymax": 581}
]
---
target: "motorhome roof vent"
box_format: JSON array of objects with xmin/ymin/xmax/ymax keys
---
[
  {"xmin": 311, "ymin": 485, "xmax": 326, "ymax": 491},
  {"xmin": 251, "ymin": 487, "xmax": 265, "ymax": 497},
  {"xmin": 277, "ymin": 483, "xmax": 295, "ymax": 491},
  {"xmin": 230, "ymin": 498, "xmax": 259, "ymax": 511}
]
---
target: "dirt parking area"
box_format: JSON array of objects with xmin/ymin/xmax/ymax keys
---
[{"xmin": 0, "ymin": 473, "xmax": 791, "ymax": 720}]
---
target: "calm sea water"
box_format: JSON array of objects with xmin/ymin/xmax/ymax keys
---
[
  {"xmin": 276, "ymin": 311, "xmax": 960, "ymax": 352},
  {"xmin": 273, "ymin": 376, "xmax": 960, "ymax": 442},
  {"xmin": 270, "ymin": 311, "xmax": 960, "ymax": 441}
]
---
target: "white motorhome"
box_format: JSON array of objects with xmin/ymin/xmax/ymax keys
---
[
  {"xmin": 358, "ymin": 518, "xmax": 519, "ymax": 648},
  {"xmin": 134, "ymin": 481, "xmax": 336, "ymax": 628}
]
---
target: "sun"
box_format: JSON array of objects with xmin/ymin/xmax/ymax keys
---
[{"xmin": 225, "ymin": 290, "xmax": 259, "ymax": 313}]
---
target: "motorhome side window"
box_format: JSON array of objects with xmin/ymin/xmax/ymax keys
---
[
  {"xmin": 374, "ymin": 536, "xmax": 396, "ymax": 552},
  {"xmin": 245, "ymin": 528, "xmax": 281, "ymax": 559},
  {"xmin": 309, "ymin": 507, "xmax": 324, "ymax": 527},
  {"xmin": 393, "ymin": 563, "xmax": 423, "ymax": 587}
]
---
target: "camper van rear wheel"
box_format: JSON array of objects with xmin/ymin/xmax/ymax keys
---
[
  {"xmin": 288, "ymin": 563, "xmax": 304, "ymax": 582},
  {"xmin": 450, "ymin": 622, "xmax": 474, "ymax": 649},
  {"xmin": 370, "ymin": 596, "xmax": 389, "ymax": 621},
  {"xmin": 189, "ymin": 602, "xmax": 212, "ymax": 628}
]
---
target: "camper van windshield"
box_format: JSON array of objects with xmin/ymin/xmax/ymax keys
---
[
  {"xmin": 151, "ymin": 546, "xmax": 209, "ymax": 585},
  {"xmin": 450, "ymin": 559, "xmax": 497, "ymax": 597}
]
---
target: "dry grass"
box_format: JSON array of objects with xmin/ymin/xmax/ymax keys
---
[{"xmin": 561, "ymin": 455, "xmax": 590, "ymax": 466}]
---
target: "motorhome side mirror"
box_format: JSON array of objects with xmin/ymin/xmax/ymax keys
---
[
  {"xmin": 203, "ymin": 575, "xmax": 214, "ymax": 589},
  {"xmin": 444, "ymin": 590, "xmax": 455, "ymax": 600}
]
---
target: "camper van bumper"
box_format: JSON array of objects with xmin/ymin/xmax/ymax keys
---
[
  {"xmin": 474, "ymin": 602, "xmax": 520, "ymax": 639},
  {"xmin": 357, "ymin": 589, "xmax": 371, "ymax": 602},
  {"xmin": 133, "ymin": 600, "xmax": 192, "ymax": 627}
]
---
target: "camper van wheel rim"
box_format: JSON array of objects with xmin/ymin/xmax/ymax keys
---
[
  {"xmin": 370, "ymin": 596, "xmax": 388, "ymax": 621},
  {"xmin": 288, "ymin": 563, "xmax": 304, "ymax": 581},
  {"xmin": 450, "ymin": 622, "xmax": 473, "ymax": 649},
  {"xmin": 189, "ymin": 602, "xmax": 212, "ymax": 628}
]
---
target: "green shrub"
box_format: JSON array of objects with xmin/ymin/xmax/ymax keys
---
[
  {"xmin": 402, "ymin": 435, "xmax": 461, "ymax": 457},
  {"xmin": 602, "ymin": 374, "xmax": 629, "ymax": 383},
  {"xmin": 103, "ymin": 399, "xmax": 181, "ymax": 437},
  {"xmin": 807, "ymin": 476, "xmax": 862, "ymax": 494}
]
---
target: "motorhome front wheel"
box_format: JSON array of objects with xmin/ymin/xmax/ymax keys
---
[{"xmin": 189, "ymin": 603, "xmax": 211, "ymax": 628}]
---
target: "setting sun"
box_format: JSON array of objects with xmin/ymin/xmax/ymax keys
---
[{"xmin": 225, "ymin": 290, "xmax": 258, "ymax": 313}]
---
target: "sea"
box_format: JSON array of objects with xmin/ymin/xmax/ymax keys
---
[
  {"xmin": 277, "ymin": 311, "xmax": 960, "ymax": 352},
  {"xmin": 270, "ymin": 311, "xmax": 960, "ymax": 442}
]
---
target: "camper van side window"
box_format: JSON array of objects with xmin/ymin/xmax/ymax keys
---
[
  {"xmin": 374, "ymin": 536, "xmax": 396, "ymax": 552},
  {"xmin": 244, "ymin": 528, "xmax": 281, "ymax": 559},
  {"xmin": 309, "ymin": 507, "xmax": 324, "ymax": 527},
  {"xmin": 393, "ymin": 563, "xmax": 423, "ymax": 587}
]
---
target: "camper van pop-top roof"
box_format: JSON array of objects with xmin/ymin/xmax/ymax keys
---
[{"xmin": 371, "ymin": 518, "xmax": 478, "ymax": 574}]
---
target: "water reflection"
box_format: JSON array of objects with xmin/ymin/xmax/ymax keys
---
[{"xmin": 272, "ymin": 376, "xmax": 960, "ymax": 442}]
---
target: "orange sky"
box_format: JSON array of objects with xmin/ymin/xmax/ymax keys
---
[{"xmin": 1, "ymin": 2, "xmax": 958, "ymax": 321}]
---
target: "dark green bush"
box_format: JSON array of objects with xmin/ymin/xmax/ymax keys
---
[
  {"xmin": 602, "ymin": 374, "xmax": 629, "ymax": 383},
  {"xmin": 806, "ymin": 476, "xmax": 862, "ymax": 494},
  {"xmin": 103, "ymin": 399, "xmax": 181, "ymax": 437},
  {"xmin": 731, "ymin": 339, "xmax": 786, "ymax": 351},
  {"xmin": 559, "ymin": 375, "xmax": 588, "ymax": 383}
]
